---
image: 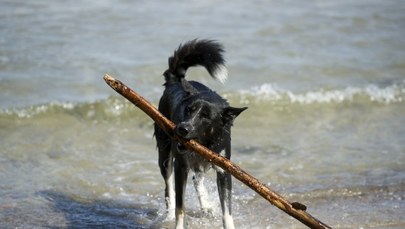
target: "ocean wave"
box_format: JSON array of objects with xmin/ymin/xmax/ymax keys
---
[
  {"xmin": 235, "ymin": 83, "xmax": 405, "ymax": 104},
  {"xmin": 0, "ymin": 97, "xmax": 153, "ymax": 121},
  {"xmin": 2, "ymin": 83, "xmax": 404, "ymax": 120}
]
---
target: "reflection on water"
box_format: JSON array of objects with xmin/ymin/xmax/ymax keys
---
[{"xmin": 39, "ymin": 191, "xmax": 159, "ymax": 228}]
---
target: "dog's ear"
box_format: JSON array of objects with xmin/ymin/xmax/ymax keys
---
[
  {"xmin": 222, "ymin": 106, "xmax": 248, "ymax": 124},
  {"xmin": 181, "ymin": 78, "xmax": 198, "ymax": 96}
]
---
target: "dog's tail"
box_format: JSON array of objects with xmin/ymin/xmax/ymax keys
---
[{"xmin": 163, "ymin": 39, "xmax": 227, "ymax": 84}]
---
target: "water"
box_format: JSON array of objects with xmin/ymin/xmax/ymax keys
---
[{"xmin": 1, "ymin": 0, "xmax": 404, "ymax": 228}]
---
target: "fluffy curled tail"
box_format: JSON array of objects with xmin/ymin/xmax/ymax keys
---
[{"xmin": 163, "ymin": 39, "xmax": 228, "ymax": 84}]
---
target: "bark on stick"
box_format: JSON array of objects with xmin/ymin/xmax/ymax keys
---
[{"xmin": 103, "ymin": 74, "xmax": 332, "ymax": 229}]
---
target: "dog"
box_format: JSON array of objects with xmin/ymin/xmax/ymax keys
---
[{"xmin": 154, "ymin": 39, "xmax": 247, "ymax": 229}]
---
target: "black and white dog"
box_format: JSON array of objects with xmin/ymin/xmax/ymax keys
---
[{"xmin": 154, "ymin": 39, "xmax": 247, "ymax": 229}]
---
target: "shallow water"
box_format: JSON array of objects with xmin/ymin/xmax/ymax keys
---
[{"xmin": 1, "ymin": 0, "xmax": 405, "ymax": 228}]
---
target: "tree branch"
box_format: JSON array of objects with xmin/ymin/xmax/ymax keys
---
[{"xmin": 103, "ymin": 74, "xmax": 332, "ymax": 229}]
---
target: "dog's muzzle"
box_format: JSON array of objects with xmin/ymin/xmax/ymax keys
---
[
  {"xmin": 175, "ymin": 123, "xmax": 196, "ymax": 153},
  {"xmin": 175, "ymin": 123, "xmax": 193, "ymax": 139}
]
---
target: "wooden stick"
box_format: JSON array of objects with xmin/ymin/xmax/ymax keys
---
[{"xmin": 103, "ymin": 74, "xmax": 332, "ymax": 229}]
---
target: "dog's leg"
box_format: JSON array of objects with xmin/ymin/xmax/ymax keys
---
[
  {"xmin": 193, "ymin": 171, "xmax": 212, "ymax": 214},
  {"xmin": 175, "ymin": 156, "xmax": 189, "ymax": 229},
  {"xmin": 159, "ymin": 149, "xmax": 175, "ymax": 220},
  {"xmin": 217, "ymin": 171, "xmax": 235, "ymax": 229}
]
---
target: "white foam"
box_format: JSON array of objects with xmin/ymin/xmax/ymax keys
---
[
  {"xmin": 239, "ymin": 83, "xmax": 404, "ymax": 104},
  {"xmin": 3, "ymin": 102, "xmax": 75, "ymax": 118}
]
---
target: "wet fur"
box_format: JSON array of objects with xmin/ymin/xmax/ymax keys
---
[{"xmin": 154, "ymin": 39, "xmax": 247, "ymax": 229}]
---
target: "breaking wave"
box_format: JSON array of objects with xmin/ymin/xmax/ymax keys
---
[
  {"xmin": 2, "ymin": 83, "xmax": 404, "ymax": 120},
  {"xmin": 233, "ymin": 82, "xmax": 405, "ymax": 104},
  {"xmin": 0, "ymin": 97, "xmax": 153, "ymax": 121}
]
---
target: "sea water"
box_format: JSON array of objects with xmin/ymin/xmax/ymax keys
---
[{"xmin": 1, "ymin": 0, "xmax": 404, "ymax": 228}]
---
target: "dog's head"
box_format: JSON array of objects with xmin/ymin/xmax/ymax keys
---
[{"xmin": 173, "ymin": 98, "xmax": 247, "ymax": 150}]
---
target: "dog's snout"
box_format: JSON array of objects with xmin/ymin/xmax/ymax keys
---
[{"xmin": 176, "ymin": 123, "xmax": 191, "ymax": 138}]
